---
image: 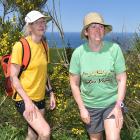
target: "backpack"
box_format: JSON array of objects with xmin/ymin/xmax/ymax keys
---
[{"xmin": 1, "ymin": 38, "xmax": 48, "ymax": 97}]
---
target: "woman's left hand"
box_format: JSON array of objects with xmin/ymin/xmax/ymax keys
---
[
  {"xmin": 49, "ymin": 93, "xmax": 56, "ymax": 110},
  {"xmin": 108, "ymin": 106, "xmax": 123, "ymax": 129}
]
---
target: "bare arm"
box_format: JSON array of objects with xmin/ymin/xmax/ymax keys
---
[
  {"xmin": 46, "ymin": 76, "xmax": 54, "ymax": 95},
  {"xmin": 69, "ymin": 73, "xmax": 85, "ymax": 110},
  {"xmin": 108, "ymin": 71, "xmax": 127, "ymax": 128},
  {"xmin": 69, "ymin": 73, "xmax": 90, "ymax": 124},
  {"xmin": 116, "ymin": 72, "xmax": 127, "ymax": 103},
  {"xmin": 46, "ymin": 76, "xmax": 56, "ymax": 110},
  {"xmin": 10, "ymin": 63, "xmax": 37, "ymax": 121},
  {"xmin": 10, "ymin": 63, "xmax": 30, "ymax": 102}
]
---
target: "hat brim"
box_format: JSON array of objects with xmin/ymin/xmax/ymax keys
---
[
  {"xmin": 81, "ymin": 23, "xmax": 112, "ymax": 39},
  {"xmin": 26, "ymin": 14, "xmax": 52, "ymax": 23},
  {"xmin": 34, "ymin": 15, "xmax": 52, "ymax": 23}
]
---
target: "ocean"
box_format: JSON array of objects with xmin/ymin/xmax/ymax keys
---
[{"xmin": 46, "ymin": 32, "xmax": 135, "ymax": 51}]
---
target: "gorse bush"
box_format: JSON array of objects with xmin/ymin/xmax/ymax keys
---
[
  {"xmin": 123, "ymin": 33, "xmax": 140, "ymax": 139},
  {"xmin": 0, "ymin": 16, "xmax": 22, "ymax": 55},
  {"xmin": 0, "ymin": 54, "xmax": 140, "ymax": 139},
  {"xmin": 46, "ymin": 64, "xmax": 88, "ymax": 139}
]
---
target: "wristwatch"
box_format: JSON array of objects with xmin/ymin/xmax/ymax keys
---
[
  {"xmin": 115, "ymin": 100, "xmax": 124, "ymax": 108},
  {"xmin": 46, "ymin": 88, "xmax": 54, "ymax": 96}
]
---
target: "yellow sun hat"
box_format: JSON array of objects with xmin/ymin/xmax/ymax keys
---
[{"xmin": 81, "ymin": 12, "xmax": 112, "ymax": 39}]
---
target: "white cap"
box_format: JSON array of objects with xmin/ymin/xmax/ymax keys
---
[{"xmin": 25, "ymin": 10, "xmax": 46, "ymax": 23}]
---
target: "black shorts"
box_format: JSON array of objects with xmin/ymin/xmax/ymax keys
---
[{"xmin": 15, "ymin": 99, "xmax": 45, "ymax": 115}]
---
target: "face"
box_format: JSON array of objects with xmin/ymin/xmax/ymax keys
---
[
  {"xmin": 84, "ymin": 23, "xmax": 105, "ymax": 42},
  {"xmin": 30, "ymin": 17, "xmax": 46, "ymax": 37}
]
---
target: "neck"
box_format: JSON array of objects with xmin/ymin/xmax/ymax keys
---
[
  {"xmin": 88, "ymin": 40, "xmax": 103, "ymax": 52},
  {"xmin": 31, "ymin": 34, "xmax": 42, "ymax": 43}
]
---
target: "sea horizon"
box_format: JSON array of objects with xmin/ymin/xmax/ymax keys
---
[{"xmin": 46, "ymin": 32, "xmax": 136, "ymax": 51}]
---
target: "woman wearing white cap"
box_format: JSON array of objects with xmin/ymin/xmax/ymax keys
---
[
  {"xmin": 69, "ymin": 12, "xmax": 127, "ymax": 140},
  {"xmin": 10, "ymin": 10, "xmax": 55, "ymax": 140}
]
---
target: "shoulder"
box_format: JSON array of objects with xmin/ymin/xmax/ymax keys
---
[
  {"xmin": 104, "ymin": 41, "xmax": 120, "ymax": 48},
  {"xmin": 11, "ymin": 41, "xmax": 23, "ymax": 65},
  {"xmin": 12, "ymin": 41, "xmax": 23, "ymax": 51},
  {"xmin": 72, "ymin": 43, "xmax": 87, "ymax": 56},
  {"xmin": 103, "ymin": 41, "xmax": 122, "ymax": 52}
]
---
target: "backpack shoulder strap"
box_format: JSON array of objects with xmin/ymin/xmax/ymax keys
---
[
  {"xmin": 13, "ymin": 38, "xmax": 31, "ymax": 99},
  {"xmin": 41, "ymin": 40, "xmax": 48, "ymax": 61},
  {"xmin": 20, "ymin": 38, "xmax": 31, "ymax": 71}
]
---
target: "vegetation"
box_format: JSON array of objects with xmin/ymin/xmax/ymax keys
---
[{"xmin": 0, "ymin": 0, "xmax": 140, "ymax": 140}]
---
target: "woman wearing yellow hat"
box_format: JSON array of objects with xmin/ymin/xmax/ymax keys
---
[
  {"xmin": 10, "ymin": 10, "xmax": 56, "ymax": 140},
  {"xmin": 69, "ymin": 12, "xmax": 126, "ymax": 140}
]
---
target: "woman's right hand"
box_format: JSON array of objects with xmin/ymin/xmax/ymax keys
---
[
  {"xmin": 23, "ymin": 99, "xmax": 37, "ymax": 122},
  {"xmin": 79, "ymin": 108, "xmax": 90, "ymax": 124}
]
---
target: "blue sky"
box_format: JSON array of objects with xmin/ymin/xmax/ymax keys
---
[
  {"xmin": 47, "ymin": 0, "xmax": 140, "ymax": 33},
  {"xmin": 0, "ymin": 0, "xmax": 139, "ymax": 33}
]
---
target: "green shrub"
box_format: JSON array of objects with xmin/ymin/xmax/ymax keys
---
[
  {"xmin": 124, "ymin": 32, "xmax": 140, "ymax": 138},
  {"xmin": 46, "ymin": 64, "xmax": 88, "ymax": 139}
]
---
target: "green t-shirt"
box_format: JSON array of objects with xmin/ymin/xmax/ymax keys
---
[{"xmin": 69, "ymin": 41, "xmax": 126, "ymax": 108}]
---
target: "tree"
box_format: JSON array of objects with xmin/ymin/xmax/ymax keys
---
[{"xmin": 0, "ymin": 0, "xmax": 49, "ymax": 55}]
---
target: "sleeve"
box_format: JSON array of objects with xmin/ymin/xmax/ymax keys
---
[
  {"xmin": 11, "ymin": 42, "xmax": 23, "ymax": 66},
  {"xmin": 69, "ymin": 49, "xmax": 80, "ymax": 75},
  {"xmin": 114, "ymin": 45, "xmax": 126, "ymax": 74}
]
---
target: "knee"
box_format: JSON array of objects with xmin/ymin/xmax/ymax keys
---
[
  {"xmin": 39, "ymin": 126, "xmax": 51, "ymax": 139},
  {"xmin": 26, "ymin": 135, "xmax": 37, "ymax": 140},
  {"xmin": 27, "ymin": 129, "xmax": 37, "ymax": 140},
  {"xmin": 106, "ymin": 138, "xmax": 120, "ymax": 140},
  {"xmin": 106, "ymin": 135, "xmax": 120, "ymax": 140},
  {"xmin": 89, "ymin": 133, "xmax": 102, "ymax": 140}
]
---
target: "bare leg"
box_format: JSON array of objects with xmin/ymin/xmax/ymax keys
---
[
  {"xmin": 89, "ymin": 132, "xmax": 103, "ymax": 140},
  {"xmin": 24, "ymin": 108, "xmax": 50, "ymax": 140},
  {"xmin": 104, "ymin": 118, "xmax": 121, "ymax": 140},
  {"xmin": 26, "ymin": 126, "xmax": 37, "ymax": 140}
]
